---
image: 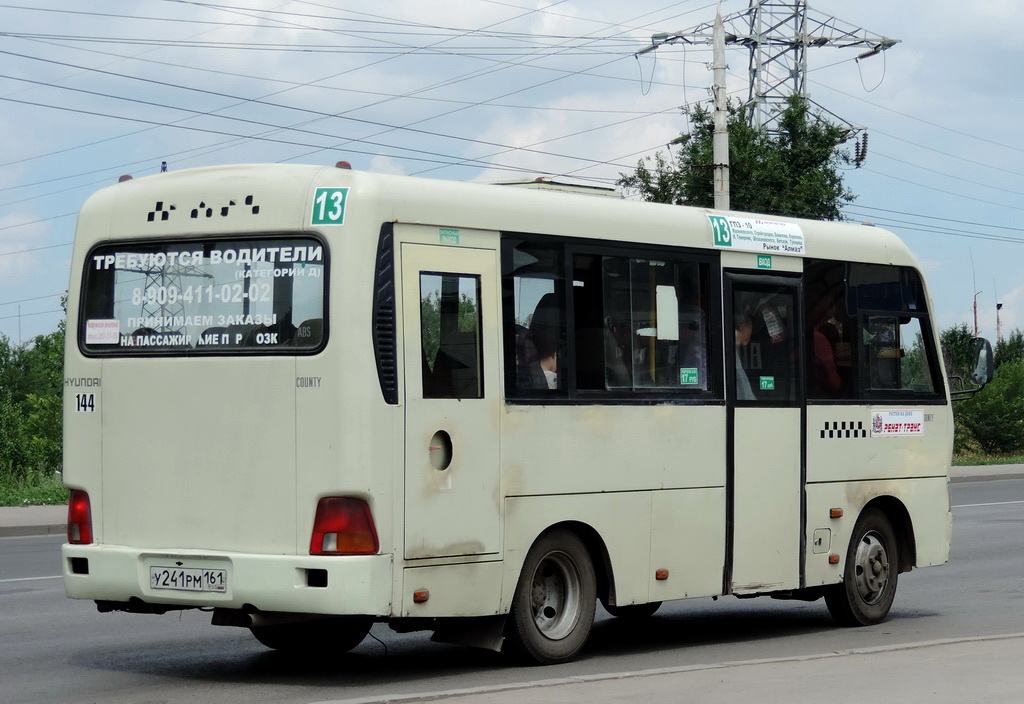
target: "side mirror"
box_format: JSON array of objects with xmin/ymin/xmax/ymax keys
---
[{"xmin": 969, "ymin": 337, "xmax": 994, "ymax": 386}]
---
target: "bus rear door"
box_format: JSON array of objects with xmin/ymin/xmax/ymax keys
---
[{"xmin": 400, "ymin": 242, "xmax": 501, "ymax": 560}]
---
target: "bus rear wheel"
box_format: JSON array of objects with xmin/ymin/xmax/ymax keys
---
[
  {"xmin": 250, "ymin": 615, "xmax": 373, "ymax": 653},
  {"xmin": 825, "ymin": 508, "xmax": 899, "ymax": 627},
  {"xmin": 505, "ymin": 529, "xmax": 596, "ymax": 665}
]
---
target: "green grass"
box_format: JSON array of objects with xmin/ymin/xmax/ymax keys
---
[
  {"xmin": 0, "ymin": 470, "xmax": 69, "ymax": 506},
  {"xmin": 952, "ymin": 453, "xmax": 1024, "ymax": 467}
]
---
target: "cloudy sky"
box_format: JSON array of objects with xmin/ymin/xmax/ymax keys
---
[{"xmin": 1, "ymin": 0, "xmax": 1021, "ymax": 344}]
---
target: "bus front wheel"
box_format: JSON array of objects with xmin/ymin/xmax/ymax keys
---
[
  {"xmin": 825, "ymin": 508, "xmax": 899, "ymax": 627},
  {"xmin": 250, "ymin": 615, "xmax": 373, "ymax": 653},
  {"xmin": 505, "ymin": 529, "xmax": 596, "ymax": 665}
]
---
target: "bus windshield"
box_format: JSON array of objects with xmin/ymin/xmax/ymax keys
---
[{"xmin": 79, "ymin": 236, "xmax": 326, "ymax": 355}]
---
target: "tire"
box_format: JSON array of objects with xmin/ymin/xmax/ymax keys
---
[
  {"xmin": 250, "ymin": 616, "xmax": 373, "ymax": 653},
  {"xmin": 505, "ymin": 529, "xmax": 597, "ymax": 665},
  {"xmin": 825, "ymin": 508, "xmax": 899, "ymax": 627},
  {"xmin": 603, "ymin": 601, "xmax": 662, "ymax": 619}
]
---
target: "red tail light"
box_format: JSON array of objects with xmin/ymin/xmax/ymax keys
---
[
  {"xmin": 68, "ymin": 490, "xmax": 93, "ymax": 544},
  {"xmin": 309, "ymin": 498, "xmax": 379, "ymax": 555}
]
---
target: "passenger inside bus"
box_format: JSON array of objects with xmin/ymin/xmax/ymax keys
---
[
  {"xmin": 527, "ymin": 293, "xmax": 561, "ymax": 390},
  {"xmin": 733, "ymin": 305, "xmax": 756, "ymax": 400},
  {"xmin": 809, "ymin": 295, "xmax": 843, "ymax": 397}
]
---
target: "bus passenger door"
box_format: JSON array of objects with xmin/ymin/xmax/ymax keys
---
[
  {"xmin": 726, "ymin": 274, "xmax": 804, "ymax": 594},
  {"xmin": 401, "ymin": 243, "xmax": 501, "ymax": 560}
]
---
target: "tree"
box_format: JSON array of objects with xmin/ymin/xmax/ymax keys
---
[
  {"xmin": 420, "ymin": 292, "xmax": 478, "ymax": 371},
  {"xmin": 957, "ymin": 360, "xmax": 1024, "ymax": 455},
  {"xmin": 0, "ymin": 327, "xmax": 65, "ymax": 478},
  {"xmin": 995, "ymin": 329, "xmax": 1024, "ymax": 370},
  {"xmin": 617, "ymin": 95, "xmax": 855, "ymax": 220},
  {"xmin": 941, "ymin": 323, "xmax": 976, "ymax": 390}
]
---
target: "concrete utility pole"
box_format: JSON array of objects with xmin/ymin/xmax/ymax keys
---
[
  {"xmin": 637, "ymin": 1, "xmax": 899, "ymax": 136},
  {"xmin": 711, "ymin": 6, "xmax": 729, "ymax": 210}
]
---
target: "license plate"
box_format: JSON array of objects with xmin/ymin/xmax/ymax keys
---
[{"xmin": 149, "ymin": 565, "xmax": 227, "ymax": 593}]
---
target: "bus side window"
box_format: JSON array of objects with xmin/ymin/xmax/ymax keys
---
[
  {"xmin": 420, "ymin": 273, "xmax": 483, "ymax": 400},
  {"xmin": 504, "ymin": 239, "xmax": 565, "ymax": 396},
  {"xmin": 847, "ymin": 262, "xmax": 940, "ymax": 399},
  {"xmin": 862, "ymin": 315, "xmax": 935, "ymax": 394}
]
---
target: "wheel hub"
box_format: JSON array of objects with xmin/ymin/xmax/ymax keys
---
[
  {"xmin": 530, "ymin": 552, "xmax": 581, "ymax": 640},
  {"xmin": 853, "ymin": 531, "xmax": 889, "ymax": 604}
]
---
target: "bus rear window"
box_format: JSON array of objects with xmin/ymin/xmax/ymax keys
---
[{"xmin": 79, "ymin": 237, "xmax": 326, "ymax": 355}]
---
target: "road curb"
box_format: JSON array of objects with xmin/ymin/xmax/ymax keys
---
[
  {"xmin": 0, "ymin": 523, "xmax": 66, "ymax": 539},
  {"xmin": 950, "ymin": 473, "xmax": 1024, "ymax": 483}
]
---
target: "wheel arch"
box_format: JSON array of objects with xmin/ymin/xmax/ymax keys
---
[
  {"xmin": 534, "ymin": 520, "xmax": 615, "ymax": 607},
  {"xmin": 862, "ymin": 495, "xmax": 916, "ymax": 573}
]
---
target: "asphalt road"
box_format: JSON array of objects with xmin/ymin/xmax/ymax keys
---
[{"xmin": 2, "ymin": 479, "xmax": 1022, "ymax": 704}]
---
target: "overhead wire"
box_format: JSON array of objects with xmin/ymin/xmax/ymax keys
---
[
  {"xmin": 0, "ymin": 0, "xmax": 708, "ymax": 203},
  {"xmin": 400, "ymin": 1, "xmax": 718, "ymax": 177},
  {"xmin": 0, "ymin": 292, "xmax": 65, "ymax": 308},
  {"xmin": 146, "ymin": 0, "xmax": 712, "ymax": 174},
  {"xmin": 2, "ymin": 0, "xmax": 720, "ymax": 179},
  {"xmin": 0, "ymin": 0, "xmax": 711, "ymax": 338},
  {"xmin": 812, "ymin": 79, "xmax": 1024, "ymax": 156},
  {"xmin": 0, "ymin": 56, "xmax": 647, "ymax": 172},
  {"xmin": 0, "ymin": 2, "xmax": 647, "ymax": 45},
  {"xmin": 0, "ymin": 5, "xmax": 707, "ymax": 174},
  {"xmin": 4, "ymin": 2, "xmax": 1019, "ymax": 244}
]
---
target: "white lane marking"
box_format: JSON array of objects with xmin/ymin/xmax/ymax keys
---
[
  {"xmin": 0, "ymin": 575, "xmax": 62, "ymax": 584},
  {"xmin": 312, "ymin": 633, "xmax": 1024, "ymax": 704}
]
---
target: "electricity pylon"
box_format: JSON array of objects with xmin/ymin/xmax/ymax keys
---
[{"xmin": 639, "ymin": 1, "xmax": 899, "ymax": 136}]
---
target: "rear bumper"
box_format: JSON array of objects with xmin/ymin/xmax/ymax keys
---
[{"xmin": 61, "ymin": 543, "xmax": 394, "ymax": 616}]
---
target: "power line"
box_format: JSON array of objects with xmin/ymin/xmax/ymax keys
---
[
  {"xmin": 0, "ymin": 292, "xmax": 64, "ymax": 308},
  {"xmin": 0, "ymin": 50, "xmax": 655, "ymax": 170},
  {"xmin": 0, "ymin": 216, "xmax": 76, "ymax": 234},
  {"xmin": 868, "ymin": 151, "xmax": 1024, "ymax": 200},
  {"xmin": 0, "ymin": 2, "xmax": 643, "ymax": 45},
  {"xmin": 3, "ymin": 2, "xmax": 1019, "ymax": 230},
  {"xmin": 849, "ymin": 204, "xmax": 1024, "ymax": 234},
  {"xmin": 0, "ymin": 308, "xmax": 62, "ymax": 322},
  {"xmin": 0, "ymin": 31, "xmax": 642, "ymax": 56},
  {"xmin": 858, "ymin": 167, "xmax": 1024, "ymax": 215},
  {"xmin": 0, "ymin": 0, "xmax": 724, "ymax": 184},
  {"xmin": 312, "ymin": 1, "xmax": 705, "ymax": 175},
  {"xmin": 0, "ymin": 38, "xmax": 696, "ymax": 171},
  {"xmin": 811, "ymin": 79, "xmax": 1024, "ymax": 156}
]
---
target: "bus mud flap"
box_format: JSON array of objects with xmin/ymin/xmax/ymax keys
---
[{"xmin": 431, "ymin": 615, "xmax": 506, "ymax": 652}]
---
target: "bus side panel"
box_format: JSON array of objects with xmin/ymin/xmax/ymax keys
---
[
  {"xmin": 806, "ymin": 404, "xmax": 953, "ymax": 484},
  {"xmin": 650, "ymin": 487, "xmax": 726, "ymax": 602},
  {"xmin": 501, "ymin": 405, "xmax": 726, "ymax": 495},
  {"xmin": 502, "ymin": 493, "xmax": 652, "ymax": 612},
  {"xmin": 400, "ymin": 562, "xmax": 504, "ymax": 617},
  {"xmin": 501, "ymin": 489, "xmax": 726, "ymax": 607},
  {"xmin": 804, "ymin": 477, "xmax": 951, "ymax": 588}
]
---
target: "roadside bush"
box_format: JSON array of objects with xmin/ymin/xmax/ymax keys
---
[
  {"xmin": 0, "ymin": 392, "xmax": 31, "ymax": 477},
  {"xmin": 0, "ymin": 329, "xmax": 64, "ymax": 483},
  {"xmin": 0, "ymin": 469, "xmax": 68, "ymax": 506},
  {"xmin": 957, "ymin": 359, "xmax": 1024, "ymax": 455}
]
